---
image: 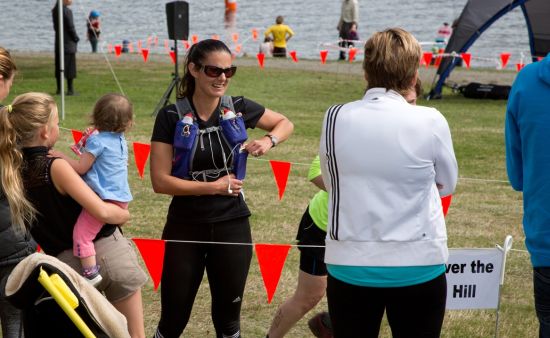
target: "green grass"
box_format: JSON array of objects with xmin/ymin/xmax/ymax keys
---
[{"xmin": 5, "ymin": 52, "xmax": 534, "ymax": 337}]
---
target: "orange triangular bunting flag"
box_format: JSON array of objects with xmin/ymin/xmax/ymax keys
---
[
  {"xmin": 141, "ymin": 48, "xmax": 149, "ymax": 63},
  {"xmin": 133, "ymin": 142, "xmax": 151, "ymax": 179},
  {"xmin": 461, "ymin": 53, "xmax": 471, "ymax": 68},
  {"xmin": 516, "ymin": 63, "xmax": 525, "ymax": 72},
  {"xmin": 257, "ymin": 53, "xmax": 265, "ymax": 68},
  {"xmin": 434, "ymin": 49, "xmax": 444, "ymax": 67},
  {"xmin": 255, "ymin": 243, "xmax": 291, "ymax": 303},
  {"xmin": 289, "ymin": 50, "xmax": 298, "ymax": 63},
  {"xmin": 114, "ymin": 45, "xmax": 122, "ymax": 57},
  {"xmin": 232, "ymin": 33, "xmax": 239, "ymax": 43},
  {"xmin": 269, "ymin": 160, "xmax": 291, "ymax": 200},
  {"xmin": 252, "ymin": 28, "xmax": 258, "ymax": 41},
  {"xmin": 320, "ymin": 50, "xmax": 328, "ymax": 64},
  {"xmin": 71, "ymin": 129, "xmax": 83, "ymax": 144},
  {"xmin": 500, "ymin": 52, "xmax": 511, "ymax": 69},
  {"xmin": 441, "ymin": 195, "xmax": 452, "ymax": 217},
  {"xmin": 132, "ymin": 238, "xmax": 165, "ymax": 291},
  {"xmin": 169, "ymin": 50, "xmax": 176, "ymax": 64},
  {"xmin": 422, "ymin": 52, "xmax": 433, "ymax": 68},
  {"xmin": 191, "ymin": 34, "xmax": 199, "ymax": 44},
  {"xmin": 348, "ymin": 47, "xmax": 357, "ymax": 63}
]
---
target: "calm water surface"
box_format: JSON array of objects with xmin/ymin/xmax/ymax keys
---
[{"xmin": 0, "ymin": 0, "xmax": 531, "ymax": 65}]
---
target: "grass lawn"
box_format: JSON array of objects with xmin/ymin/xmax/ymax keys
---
[{"xmin": 5, "ymin": 51, "xmax": 533, "ymax": 337}]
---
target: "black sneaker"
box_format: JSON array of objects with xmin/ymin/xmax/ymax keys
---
[{"xmin": 307, "ymin": 312, "xmax": 333, "ymax": 338}]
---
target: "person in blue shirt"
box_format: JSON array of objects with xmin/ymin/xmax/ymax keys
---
[
  {"xmin": 505, "ymin": 53, "xmax": 550, "ymax": 338},
  {"xmin": 50, "ymin": 93, "xmax": 133, "ymax": 287}
]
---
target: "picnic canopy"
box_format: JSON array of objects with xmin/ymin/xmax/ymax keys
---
[{"xmin": 427, "ymin": 0, "xmax": 550, "ymax": 99}]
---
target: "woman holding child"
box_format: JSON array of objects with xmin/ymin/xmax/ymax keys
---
[{"xmin": 0, "ymin": 92, "xmax": 147, "ymax": 338}]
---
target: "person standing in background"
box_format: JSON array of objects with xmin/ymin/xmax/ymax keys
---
[
  {"xmin": 87, "ymin": 10, "xmax": 101, "ymax": 53},
  {"xmin": 264, "ymin": 16, "xmax": 294, "ymax": 58},
  {"xmin": 0, "ymin": 46, "xmax": 37, "ymax": 338},
  {"xmin": 436, "ymin": 22, "xmax": 452, "ymax": 43},
  {"xmin": 337, "ymin": 0, "xmax": 358, "ymax": 60},
  {"xmin": 266, "ymin": 155, "xmax": 330, "ymax": 338},
  {"xmin": 52, "ymin": 0, "xmax": 79, "ymax": 96},
  {"xmin": 506, "ymin": 53, "xmax": 550, "ymax": 338}
]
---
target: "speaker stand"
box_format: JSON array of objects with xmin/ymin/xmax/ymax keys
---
[{"xmin": 152, "ymin": 39, "xmax": 180, "ymax": 116}]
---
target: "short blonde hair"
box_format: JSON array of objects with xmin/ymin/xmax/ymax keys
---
[{"xmin": 363, "ymin": 28, "xmax": 421, "ymax": 93}]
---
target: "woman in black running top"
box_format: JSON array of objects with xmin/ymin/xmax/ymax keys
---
[{"xmin": 150, "ymin": 39, "xmax": 293, "ymax": 338}]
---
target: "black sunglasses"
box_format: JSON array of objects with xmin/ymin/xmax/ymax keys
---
[{"xmin": 200, "ymin": 65, "xmax": 237, "ymax": 78}]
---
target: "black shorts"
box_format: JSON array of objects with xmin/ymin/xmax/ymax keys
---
[
  {"xmin": 296, "ymin": 207, "xmax": 327, "ymax": 276},
  {"xmin": 273, "ymin": 47, "xmax": 287, "ymax": 57}
]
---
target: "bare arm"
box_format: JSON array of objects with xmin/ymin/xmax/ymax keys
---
[
  {"xmin": 50, "ymin": 158, "xmax": 129, "ymax": 224},
  {"xmin": 244, "ymin": 108, "xmax": 294, "ymax": 156},
  {"xmin": 49, "ymin": 149, "xmax": 95, "ymax": 175},
  {"xmin": 149, "ymin": 141, "xmax": 243, "ymax": 197},
  {"xmin": 310, "ymin": 175, "xmax": 326, "ymax": 191}
]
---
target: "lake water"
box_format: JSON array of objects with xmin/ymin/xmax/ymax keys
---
[{"xmin": 0, "ymin": 0, "xmax": 531, "ymax": 66}]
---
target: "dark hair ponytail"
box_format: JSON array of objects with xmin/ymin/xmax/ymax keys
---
[{"xmin": 177, "ymin": 39, "xmax": 232, "ymax": 99}]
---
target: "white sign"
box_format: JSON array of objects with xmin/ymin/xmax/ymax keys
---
[{"xmin": 445, "ymin": 248, "xmax": 504, "ymax": 310}]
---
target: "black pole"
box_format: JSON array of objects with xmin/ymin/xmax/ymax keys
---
[{"xmin": 152, "ymin": 39, "xmax": 180, "ymax": 116}]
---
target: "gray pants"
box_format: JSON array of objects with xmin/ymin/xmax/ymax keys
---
[{"xmin": 0, "ymin": 264, "xmax": 23, "ymax": 338}]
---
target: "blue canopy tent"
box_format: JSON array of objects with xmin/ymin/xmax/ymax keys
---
[{"xmin": 427, "ymin": 0, "xmax": 550, "ymax": 100}]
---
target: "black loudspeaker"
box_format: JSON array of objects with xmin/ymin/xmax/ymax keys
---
[{"xmin": 166, "ymin": 1, "xmax": 189, "ymax": 40}]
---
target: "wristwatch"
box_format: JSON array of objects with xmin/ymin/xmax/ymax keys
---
[{"xmin": 266, "ymin": 134, "xmax": 279, "ymax": 147}]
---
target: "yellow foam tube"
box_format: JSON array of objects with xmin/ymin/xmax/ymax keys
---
[{"xmin": 37, "ymin": 267, "xmax": 96, "ymax": 338}]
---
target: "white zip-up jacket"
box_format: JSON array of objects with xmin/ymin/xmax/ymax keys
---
[{"xmin": 319, "ymin": 88, "xmax": 458, "ymax": 267}]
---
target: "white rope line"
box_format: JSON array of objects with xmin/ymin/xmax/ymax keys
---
[
  {"xmin": 458, "ymin": 176, "xmax": 509, "ymax": 183},
  {"xmin": 58, "ymin": 128, "xmax": 513, "ymax": 184},
  {"xmin": 153, "ymin": 239, "xmax": 531, "ymax": 253},
  {"xmin": 510, "ymin": 248, "xmax": 529, "ymax": 254},
  {"xmin": 247, "ymin": 157, "xmax": 310, "ymax": 166},
  {"xmin": 160, "ymin": 239, "xmax": 324, "ymax": 248}
]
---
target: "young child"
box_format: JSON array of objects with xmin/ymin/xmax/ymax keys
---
[
  {"xmin": 347, "ymin": 22, "xmax": 359, "ymax": 43},
  {"xmin": 87, "ymin": 10, "xmax": 101, "ymax": 53},
  {"xmin": 50, "ymin": 93, "xmax": 133, "ymax": 286},
  {"xmin": 259, "ymin": 36, "xmax": 274, "ymax": 56}
]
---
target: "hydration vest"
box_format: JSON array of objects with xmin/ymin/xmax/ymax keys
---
[{"xmin": 172, "ymin": 96, "xmax": 249, "ymax": 181}]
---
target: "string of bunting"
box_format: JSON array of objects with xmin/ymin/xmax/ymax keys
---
[
  {"xmin": 60, "ymin": 125, "xmax": 521, "ymax": 304},
  {"xmin": 132, "ymin": 196, "xmax": 451, "ymax": 304},
  {"xmin": 100, "ymin": 29, "xmax": 539, "ymax": 70}
]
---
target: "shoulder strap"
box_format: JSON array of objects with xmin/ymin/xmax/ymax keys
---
[
  {"xmin": 174, "ymin": 97, "xmax": 194, "ymax": 119},
  {"xmin": 220, "ymin": 95, "xmax": 236, "ymax": 114},
  {"xmin": 176, "ymin": 96, "xmax": 235, "ymax": 118}
]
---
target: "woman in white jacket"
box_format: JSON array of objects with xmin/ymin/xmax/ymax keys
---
[{"xmin": 319, "ymin": 28, "xmax": 458, "ymax": 338}]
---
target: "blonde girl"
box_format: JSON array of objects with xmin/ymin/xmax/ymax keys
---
[{"xmin": 0, "ymin": 92, "xmax": 146, "ymax": 338}]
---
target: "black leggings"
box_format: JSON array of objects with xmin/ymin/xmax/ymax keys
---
[
  {"xmin": 327, "ymin": 272, "xmax": 446, "ymax": 338},
  {"xmin": 156, "ymin": 217, "xmax": 252, "ymax": 338}
]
